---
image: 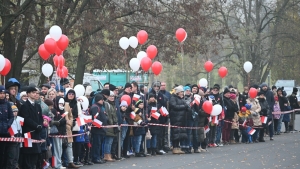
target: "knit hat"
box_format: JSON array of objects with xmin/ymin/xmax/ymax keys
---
[
  {"xmin": 135, "ymin": 100, "xmax": 143, "ymax": 107},
  {"xmin": 260, "ymin": 83, "xmax": 268, "ymax": 88},
  {"xmin": 212, "ymin": 84, "xmax": 220, "ymax": 90},
  {"xmin": 120, "ymin": 100, "xmax": 128, "ymax": 107},
  {"xmin": 152, "ymin": 81, "xmax": 161, "ymax": 88},
  {"xmin": 85, "ymin": 86, "xmax": 93, "ymax": 96},
  {"xmin": 251, "ymin": 84, "xmax": 259, "ymax": 89},
  {"xmin": 60, "ymin": 78, "xmax": 69, "ymax": 86},
  {"xmin": 44, "ymin": 99, "xmax": 54, "ymax": 106},
  {"xmin": 101, "ymin": 89, "xmax": 110, "ymax": 96},
  {"xmin": 20, "ymin": 91, "xmax": 27, "ymax": 98},
  {"xmin": 109, "ymin": 84, "xmax": 117, "ymax": 91},
  {"xmin": 230, "ymin": 89, "xmax": 236, "ymax": 94},
  {"xmin": 94, "ymin": 94, "xmax": 104, "ymax": 103},
  {"xmin": 11, "ymin": 105, "xmax": 18, "ymax": 112},
  {"xmin": 228, "ymin": 85, "xmax": 234, "ymax": 89},
  {"xmin": 258, "ymin": 91, "xmax": 265, "ymax": 96},
  {"xmin": 223, "ymin": 88, "xmax": 230, "ymax": 94},
  {"xmin": 183, "ymin": 86, "xmax": 191, "ymax": 91},
  {"xmin": 272, "ymin": 86, "xmax": 277, "ymax": 90},
  {"xmin": 109, "ymin": 91, "xmax": 115, "ymax": 96},
  {"xmin": 42, "ymin": 115, "xmax": 51, "ymax": 122},
  {"xmin": 0, "ymin": 85, "xmax": 6, "ymax": 93},
  {"xmin": 174, "ymin": 86, "xmax": 184, "ymax": 94},
  {"xmin": 58, "ymin": 98, "xmax": 65, "ymax": 104},
  {"xmin": 124, "ymin": 83, "xmax": 132, "ymax": 89},
  {"xmin": 241, "ymin": 106, "xmax": 247, "ymax": 112},
  {"xmin": 293, "ymin": 87, "xmax": 298, "ymax": 94},
  {"xmin": 199, "ymin": 87, "xmax": 207, "ymax": 93},
  {"xmin": 41, "ymin": 84, "xmax": 50, "ymax": 89},
  {"xmin": 26, "ymin": 86, "xmax": 38, "ymax": 94}
]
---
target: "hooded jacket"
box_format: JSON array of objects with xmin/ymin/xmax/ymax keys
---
[
  {"xmin": 0, "ymin": 99, "xmax": 14, "ymax": 136},
  {"xmin": 51, "ymin": 96, "xmax": 67, "ymax": 135}
]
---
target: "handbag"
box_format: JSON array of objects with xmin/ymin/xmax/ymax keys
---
[
  {"xmin": 146, "ymin": 130, "xmax": 152, "ymax": 140},
  {"xmin": 49, "ymin": 125, "xmax": 58, "ymax": 135}
]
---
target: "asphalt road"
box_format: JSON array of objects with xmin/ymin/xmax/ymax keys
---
[{"xmin": 80, "ymin": 115, "xmax": 300, "ymax": 169}]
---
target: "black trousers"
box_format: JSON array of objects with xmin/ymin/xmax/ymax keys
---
[
  {"xmin": 22, "ymin": 153, "xmax": 39, "ymax": 169},
  {"xmin": 73, "ymin": 142, "xmax": 83, "ymax": 162},
  {"xmin": 0, "ymin": 141, "xmax": 17, "ymax": 169},
  {"xmin": 111, "ymin": 136, "xmax": 118, "ymax": 156}
]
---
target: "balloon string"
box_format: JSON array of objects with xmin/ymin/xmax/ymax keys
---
[
  {"xmin": 124, "ymin": 50, "xmax": 129, "ymax": 70},
  {"xmin": 4, "ymin": 76, "xmax": 5, "ymax": 86},
  {"xmin": 134, "ymin": 49, "xmax": 137, "ymax": 55}
]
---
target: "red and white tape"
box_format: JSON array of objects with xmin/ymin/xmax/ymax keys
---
[
  {"xmin": 0, "ymin": 137, "xmax": 45, "ymax": 143},
  {"xmin": 272, "ymin": 108, "xmax": 300, "ymax": 115}
]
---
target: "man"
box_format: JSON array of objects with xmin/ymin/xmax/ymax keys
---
[
  {"xmin": 5, "ymin": 79, "xmax": 21, "ymax": 109},
  {"xmin": 191, "ymin": 84, "xmax": 199, "ymax": 95},
  {"xmin": 260, "ymin": 83, "xmax": 275, "ymax": 139},
  {"xmin": 19, "ymin": 87, "xmax": 43, "ymax": 169},
  {"xmin": 0, "ymin": 85, "xmax": 15, "ymax": 169},
  {"xmin": 160, "ymin": 82, "xmax": 171, "ymax": 101},
  {"xmin": 288, "ymin": 87, "xmax": 299, "ymax": 131},
  {"xmin": 50, "ymin": 81, "xmax": 56, "ymax": 89},
  {"xmin": 109, "ymin": 84, "xmax": 119, "ymax": 96},
  {"xmin": 41, "ymin": 84, "xmax": 50, "ymax": 95}
]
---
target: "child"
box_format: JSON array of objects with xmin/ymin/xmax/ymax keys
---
[
  {"xmin": 120, "ymin": 101, "xmax": 129, "ymax": 149},
  {"xmin": 133, "ymin": 100, "xmax": 146, "ymax": 157},
  {"xmin": 238, "ymin": 106, "xmax": 253, "ymax": 143},
  {"xmin": 38, "ymin": 115, "xmax": 51, "ymax": 169},
  {"xmin": 230, "ymin": 112, "xmax": 239, "ymax": 144},
  {"xmin": 273, "ymin": 96, "xmax": 281, "ymax": 135},
  {"xmin": 11, "ymin": 105, "xmax": 22, "ymax": 169}
]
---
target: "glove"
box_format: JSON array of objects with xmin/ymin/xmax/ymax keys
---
[
  {"xmin": 36, "ymin": 125, "xmax": 42, "ymax": 132},
  {"xmin": 51, "ymin": 121, "xmax": 60, "ymax": 126}
]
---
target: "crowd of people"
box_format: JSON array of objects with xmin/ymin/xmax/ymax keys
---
[{"xmin": 0, "ymin": 77, "xmax": 299, "ymax": 169}]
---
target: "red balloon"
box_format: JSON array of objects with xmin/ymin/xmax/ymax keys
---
[
  {"xmin": 249, "ymin": 88, "xmax": 258, "ymax": 99},
  {"xmin": 175, "ymin": 28, "xmax": 187, "ymax": 42},
  {"xmin": 151, "ymin": 61, "xmax": 163, "ymax": 75},
  {"xmin": 57, "ymin": 55, "xmax": 65, "ymax": 69},
  {"xmin": 56, "ymin": 34, "xmax": 69, "ymax": 51},
  {"xmin": 44, "ymin": 38, "xmax": 57, "ymax": 54},
  {"xmin": 146, "ymin": 45, "xmax": 157, "ymax": 59},
  {"xmin": 204, "ymin": 61, "xmax": 214, "ymax": 72},
  {"xmin": 202, "ymin": 101, "xmax": 213, "ymax": 114},
  {"xmin": 218, "ymin": 66, "xmax": 228, "ymax": 78},
  {"xmin": 137, "ymin": 30, "xmax": 148, "ymax": 45},
  {"xmin": 53, "ymin": 55, "xmax": 59, "ymax": 67},
  {"xmin": 38, "ymin": 44, "xmax": 50, "ymax": 60},
  {"xmin": 121, "ymin": 95, "xmax": 131, "ymax": 106},
  {"xmin": 140, "ymin": 57, "xmax": 152, "ymax": 72},
  {"xmin": 55, "ymin": 47, "xmax": 63, "ymax": 56},
  {"xmin": 57, "ymin": 66, "xmax": 68, "ymax": 78},
  {"xmin": 0, "ymin": 59, "xmax": 11, "ymax": 76}
]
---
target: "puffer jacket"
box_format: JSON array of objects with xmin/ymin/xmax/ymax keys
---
[
  {"xmin": 0, "ymin": 100, "xmax": 14, "ymax": 136},
  {"xmin": 246, "ymin": 98, "xmax": 261, "ymax": 126},
  {"xmin": 169, "ymin": 94, "xmax": 188, "ymax": 141}
]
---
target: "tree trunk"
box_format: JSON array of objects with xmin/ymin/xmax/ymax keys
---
[{"xmin": 74, "ymin": 38, "xmax": 89, "ymax": 86}]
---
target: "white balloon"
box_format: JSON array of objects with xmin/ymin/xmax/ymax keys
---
[
  {"xmin": 129, "ymin": 58, "xmax": 140, "ymax": 71},
  {"xmin": 183, "ymin": 33, "xmax": 187, "ymax": 42},
  {"xmin": 41, "ymin": 63, "xmax": 53, "ymax": 77},
  {"xmin": 44, "ymin": 34, "xmax": 51, "ymax": 41},
  {"xmin": 79, "ymin": 96, "xmax": 89, "ymax": 111},
  {"xmin": 0, "ymin": 54, "xmax": 5, "ymax": 71},
  {"xmin": 199, "ymin": 78, "xmax": 208, "ymax": 87},
  {"xmin": 137, "ymin": 51, "xmax": 147, "ymax": 61},
  {"xmin": 129, "ymin": 36, "xmax": 138, "ymax": 48},
  {"xmin": 119, "ymin": 37, "xmax": 129, "ymax": 50},
  {"xmin": 211, "ymin": 104, "xmax": 222, "ymax": 116},
  {"xmin": 49, "ymin": 25, "xmax": 62, "ymax": 41},
  {"xmin": 243, "ymin": 61, "xmax": 253, "ymax": 73},
  {"xmin": 74, "ymin": 84, "xmax": 85, "ymax": 97}
]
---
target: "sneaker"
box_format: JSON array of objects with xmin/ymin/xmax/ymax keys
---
[
  {"xmin": 211, "ymin": 143, "xmax": 217, "ymax": 147},
  {"xmin": 159, "ymin": 150, "xmax": 166, "ymax": 154},
  {"xmin": 199, "ymin": 148, "xmax": 208, "ymax": 152},
  {"xmin": 216, "ymin": 143, "xmax": 223, "ymax": 147},
  {"xmin": 127, "ymin": 150, "xmax": 134, "ymax": 156}
]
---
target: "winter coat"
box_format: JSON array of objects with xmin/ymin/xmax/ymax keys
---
[
  {"xmin": 223, "ymin": 97, "xmax": 239, "ymax": 119},
  {"xmin": 238, "ymin": 94, "xmax": 247, "ymax": 110},
  {"xmin": 289, "ymin": 94, "xmax": 300, "ymax": 110},
  {"xmin": 160, "ymin": 90, "xmax": 171, "ymax": 101},
  {"xmin": 184, "ymin": 95, "xmax": 193, "ymax": 120},
  {"xmin": 238, "ymin": 111, "xmax": 253, "ymax": 130},
  {"xmin": 36, "ymin": 99, "xmax": 49, "ymax": 116},
  {"xmin": 75, "ymin": 126, "xmax": 85, "ymax": 142},
  {"xmin": 104, "ymin": 101, "xmax": 118, "ymax": 137},
  {"xmin": 65, "ymin": 102, "xmax": 74, "ymax": 143},
  {"xmin": 133, "ymin": 110, "xmax": 146, "ymax": 136},
  {"xmin": 146, "ymin": 89, "xmax": 167, "ymax": 124},
  {"xmin": 19, "ymin": 99, "xmax": 43, "ymax": 154},
  {"xmin": 90, "ymin": 103, "xmax": 107, "ymax": 135},
  {"xmin": 40, "ymin": 126, "xmax": 50, "ymax": 151},
  {"xmin": 147, "ymin": 101, "xmax": 160, "ymax": 135},
  {"xmin": 231, "ymin": 112, "xmax": 239, "ymax": 129},
  {"xmin": 169, "ymin": 94, "xmax": 188, "ymax": 141},
  {"xmin": 0, "ymin": 100, "xmax": 14, "ymax": 136},
  {"xmin": 246, "ymin": 98, "xmax": 261, "ymax": 127},
  {"xmin": 273, "ymin": 102, "xmax": 281, "ymax": 119},
  {"xmin": 278, "ymin": 95, "xmax": 288, "ymax": 111},
  {"xmin": 261, "ymin": 89, "xmax": 275, "ymax": 111},
  {"xmin": 258, "ymin": 97, "xmax": 272, "ymax": 119},
  {"xmin": 51, "ymin": 96, "xmax": 67, "ymax": 135}
]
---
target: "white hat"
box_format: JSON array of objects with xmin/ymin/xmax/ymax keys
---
[
  {"xmin": 20, "ymin": 91, "xmax": 27, "ymax": 98},
  {"xmin": 59, "ymin": 98, "xmax": 65, "ymax": 104},
  {"xmin": 174, "ymin": 86, "xmax": 184, "ymax": 94},
  {"xmin": 110, "ymin": 91, "xmax": 115, "ymax": 96}
]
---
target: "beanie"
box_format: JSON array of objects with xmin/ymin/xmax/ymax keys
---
[
  {"xmin": 183, "ymin": 86, "xmax": 191, "ymax": 91},
  {"xmin": 42, "ymin": 115, "xmax": 51, "ymax": 122},
  {"xmin": 212, "ymin": 84, "xmax": 220, "ymax": 90},
  {"xmin": 245, "ymin": 104, "xmax": 252, "ymax": 110},
  {"xmin": 109, "ymin": 84, "xmax": 117, "ymax": 91},
  {"xmin": 199, "ymin": 87, "xmax": 207, "ymax": 93},
  {"xmin": 260, "ymin": 83, "xmax": 268, "ymax": 88},
  {"xmin": 101, "ymin": 89, "xmax": 110, "ymax": 96},
  {"xmin": 223, "ymin": 88, "xmax": 230, "ymax": 94},
  {"xmin": 94, "ymin": 94, "xmax": 104, "ymax": 103},
  {"xmin": 11, "ymin": 105, "xmax": 18, "ymax": 112},
  {"xmin": 44, "ymin": 99, "xmax": 54, "ymax": 106},
  {"xmin": 20, "ymin": 91, "xmax": 27, "ymax": 98},
  {"xmin": 120, "ymin": 100, "xmax": 128, "ymax": 107},
  {"xmin": 135, "ymin": 100, "xmax": 143, "ymax": 107},
  {"xmin": 124, "ymin": 83, "xmax": 132, "ymax": 89},
  {"xmin": 174, "ymin": 86, "xmax": 184, "ymax": 94}
]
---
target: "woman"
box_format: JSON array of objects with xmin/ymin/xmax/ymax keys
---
[
  {"xmin": 169, "ymin": 86, "xmax": 189, "ymax": 154},
  {"xmin": 246, "ymin": 94, "xmax": 261, "ymax": 143},
  {"xmin": 257, "ymin": 91, "xmax": 272, "ymax": 141},
  {"xmin": 47, "ymin": 88, "xmax": 57, "ymax": 101},
  {"xmin": 277, "ymin": 88, "xmax": 290, "ymax": 133},
  {"xmin": 103, "ymin": 91, "xmax": 118, "ymax": 162}
]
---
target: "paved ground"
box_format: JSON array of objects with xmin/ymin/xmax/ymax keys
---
[{"xmin": 80, "ymin": 115, "xmax": 300, "ymax": 169}]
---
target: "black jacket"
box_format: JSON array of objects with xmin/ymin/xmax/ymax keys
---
[
  {"xmin": 169, "ymin": 94, "xmax": 188, "ymax": 141},
  {"xmin": 51, "ymin": 96, "xmax": 67, "ymax": 135},
  {"xmin": 289, "ymin": 94, "xmax": 299, "ymax": 110},
  {"xmin": 262, "ymin": 89, "xmax": 275, "ymax": 111},
  {"xmin": 278, "ymin": 95, "xmax": 288, "ymax": 111},
  {"xmin": 146, "ymin": 89, "xmax": 167, "ymax": 124},
  {"xmin": 223, "ymin": 97, "xmax": 238, "ymax": 119},
  {"xmin": 147, "ymin": 101, "xmax": 160, "ymax": 135},
  {"xmin": 90, "ymin": 103, "xmax": 107, "ymax": 135},
  {"xmin": 19, "ymin": 100, "xmax": 43, "ymax": 154},
  {"xmin": 0, "ymin": 100, "xmax": 14, "ymax": 136},
  {"xmin": 258, "ymin": 98, "xmax": 271, "ymax": 119}
]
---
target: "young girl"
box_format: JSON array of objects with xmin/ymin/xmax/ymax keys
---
[
  {"xmin": 238, "ymin": 106, "xmax": 253, "ymax": 143},
  {"xmin": 39, "ymin": 115, "xmax": 51, "ymax": 169},
  {"xmin": 11, "ymin": 105, "xmax": 22, "ymax": 169},
  {"xmin": 133, "ymin": 100, "xmax": 146, "ymax": 157},
  {"xmin": 273, "ymin": 96, "xmax": 281, "ymax": 135}
]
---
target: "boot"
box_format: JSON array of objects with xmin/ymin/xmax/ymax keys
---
[
  {"xmin": 230, "ymin": 140, "xmax": 236, "ymax": 144},
  {"xmin": 186, "ymin": 148, "xmax": 192, "ymax": 154},
  {"xmin": 172, "ymin": 148, "xmax": 179, "ymax": 154},
  {"xmin": 68, "ymin": 163, "xmax": 80, "ymax": 168},
  {"xmin": 151, "ymin": 148, "xmax": 156, "ymax": 156},
  {"xmin": 177, "ymin": 148, "xmax": 185, "ymax": 154},
  {"xmin": 104, "ymin": 154, "xmax": 115, "ymax": 162}
]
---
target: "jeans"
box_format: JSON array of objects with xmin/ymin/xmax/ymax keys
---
[
  {"xmin": 150, "ymin": 134, "xmax": 157, "ymax": 148},
  {"xmin": 134, "ymin": 135, "xmax": 143, "ymax": 153},
  {"xmin": 91, "ymin": 134, "xmax": 104, "ymax": 161},
  {"xmin": 277, "ymin": 114, "xmax": 284, "ymax": 133},
  {"xmin": 181, "ymin": 120, "xmax": 198, "ymax": 149},
  {"xmin": 104, "ymin": 136, "xmax": 114, "ymax": 154},
  {"xmin": 52, "ymin": 137, "xmax": 63, "ymax": 168},
  {"xmin": 241, "ymin": 127, "xmax": 252, "ymax": 143},
  {"xmin": 121, "ymin": 120, "xmax": 128, "ymax": 149},
  {"xmin": 216, "ymin": 120, "xmax": 224, "ymax": 144},
  {"xmin": 66, "ymin": 143, "xmax": 73, "ymax": 163}
]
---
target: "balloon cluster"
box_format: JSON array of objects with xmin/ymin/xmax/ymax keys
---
[
  {"xmin": 119, "ymin": 30, "xmax": 163, "ymax": 76},
  {"xmin": 0, "ymin": 54, "xmax": 11, "ymax": 76},
  {"xmin": 39, "ymin": 25, "xmax": 70, "ymax": 78}
]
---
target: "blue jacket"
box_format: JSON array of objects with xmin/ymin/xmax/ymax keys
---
[
  {"xmin": 0, "ymin": 100, "xmax": 14, "ymax": 135},
  {"xmin": 75, "ymin": 126, "xmax": 85, "ymax": 142}
]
